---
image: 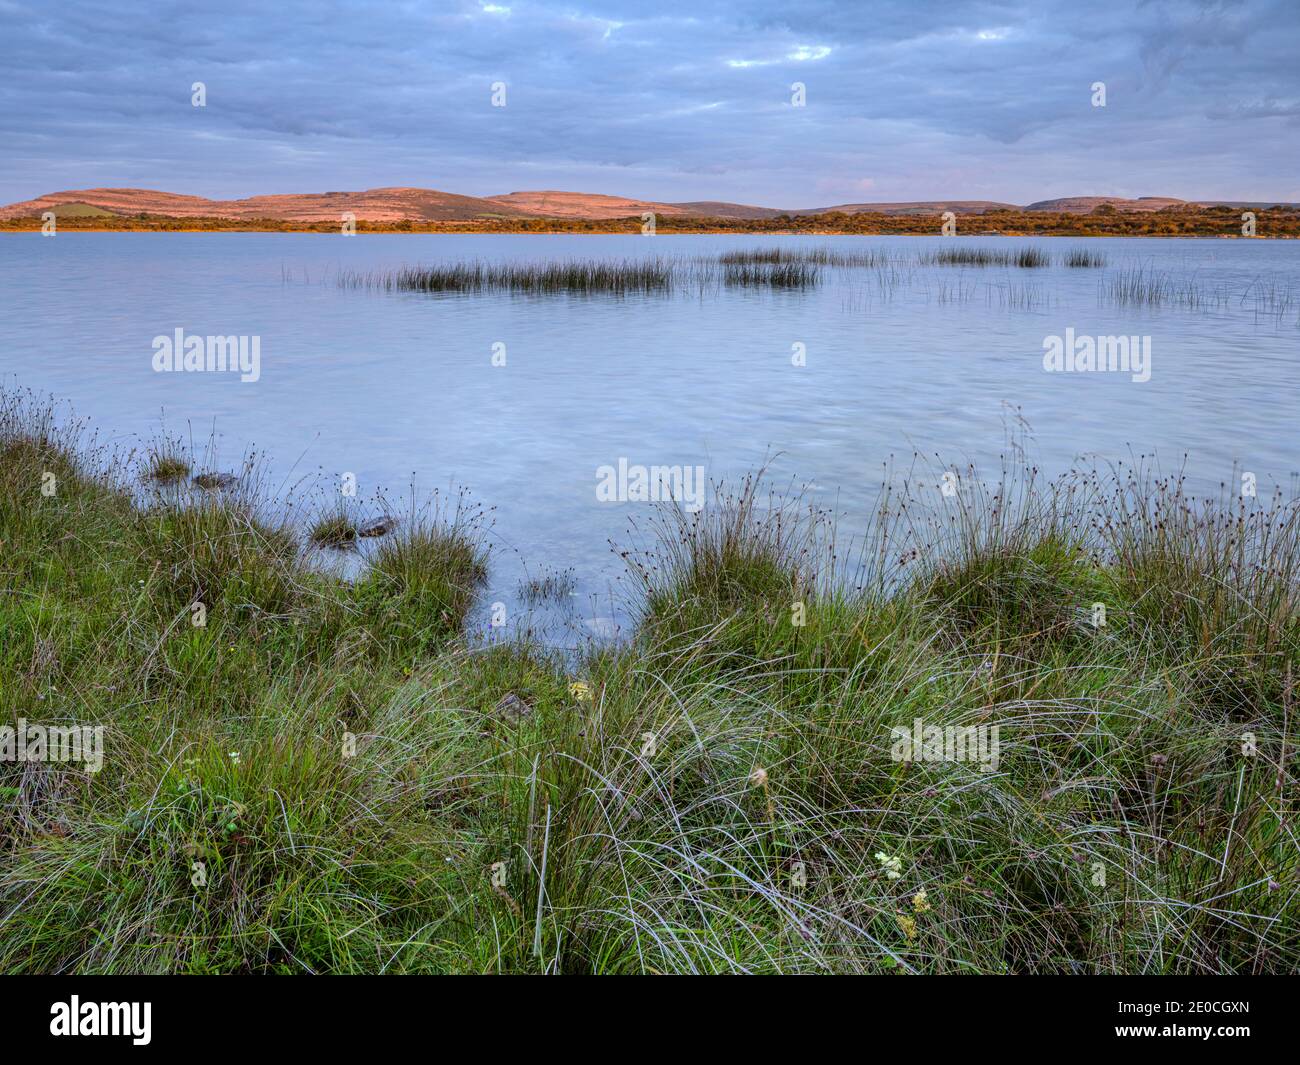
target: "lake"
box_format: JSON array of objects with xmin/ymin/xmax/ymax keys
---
[{"xmin": 2, "ymin": 233, "xmax": 1296, "ymax": 642}]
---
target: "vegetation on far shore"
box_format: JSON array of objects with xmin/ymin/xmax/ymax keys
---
[
  {"xmin": 1, "ymin": 387, "xmax": 1297, "ymax": 973},
  {"xmin": 4, "ymin": 203, "xmax": 1299, "ymax": 237}
]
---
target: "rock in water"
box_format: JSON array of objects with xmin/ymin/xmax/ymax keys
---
[
  {"xmin": 192, "ymin": 472, "xmax": 238, "ymax": 491},
  {"xmin": 358, "ymin": 515, "xmax": 399, "ymax": 538}
]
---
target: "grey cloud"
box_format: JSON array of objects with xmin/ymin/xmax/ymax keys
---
[{"xmin": 0, "ymin": 0, "xmax": 1295, "ymax": 205}]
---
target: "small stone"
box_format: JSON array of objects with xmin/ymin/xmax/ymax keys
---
[
  {"xmin": 358, "ymin": 515, "xmax": 399, "ymax": 538},
  {"xmin": 495, "ymin": 692, "xmax": 532, "ymax": 721}
]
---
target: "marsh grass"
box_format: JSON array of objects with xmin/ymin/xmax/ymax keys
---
[
  {"xmin": 145, "ymin": 449, "xmax": 191, "ymax": 485},
  {"xmin": 1101, "ymin": 266, "xmax": 1230, "ymax": 310},
  {"xmin": 338, "ymin": 255, "xmax": 826, "ymax": 297},
  {"xmin": 721, "ymin": 261, "xmax": 819, "ymax": 287},
  {"xmin": 362, "ymin": 497, "xmax": 491, "ymax": 644},
  {"xmin": 1062, "ymin": 248, "xmax": 1107, "ymax": 268},
  {"xmin": 920, "ymin": 246, "xmax": 1051, "ymax": 268},
  {"xmin": 2, "ymin": 388, "xmax": 1296, "ymax": 975},
  {"xmin": 985, "ymin": 281, "xmax": 1052, "ymax": 311},
  {"xmin": 308, "ymin": 507, "xmax": 359, "ymax": 549},
  {"xmin": 1239, "ymin": 276, "xmax": 1298, "ymax": 326},
  {"xmin": 358, "ymin": 259, "xmax": 678, "ymax": 295},
  {"xmin": 520, "ymin": 567, "xmax": 577, "ymax": 605},
  {"xmin": 718, "ymin": 246, "xmax": 890, "ymax": 268}
]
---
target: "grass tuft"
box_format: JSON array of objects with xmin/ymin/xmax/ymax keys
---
[
  {"xmin": 920, "ymin": 245, "xmax": 1051, "ymax": 268},
  {"xmin": 1062, "ymin": 247, "xmax": 1107, "ymax": 268}
]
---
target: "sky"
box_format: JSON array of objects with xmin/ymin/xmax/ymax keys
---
[{"xmin": 0, "ymin": 0, "xmax": 1297, "ymax": 207}]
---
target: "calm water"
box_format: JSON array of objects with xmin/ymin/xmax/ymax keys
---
[{"xmin": 2, "ymin": 233, "xmax": 1297, "ymax": 641}]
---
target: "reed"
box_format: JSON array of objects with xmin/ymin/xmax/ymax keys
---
[
  {"xmin": 339, "ymin": 256, "xmax": 825, "ymax": 295},
  {"xmin": 717, "ymin": 246, "xmax": 890, "ymax": 267},
  {"xmin": 920, "ymin": 245, "xmax": 1050, "ymax": 267},
  {"xmin": 1101, "ymin": 266, "xmax": 1228, "ymax": 309},
  {"xmin": 1061, "ymin": 247, "xmax": 1107, "ymax": 268}
]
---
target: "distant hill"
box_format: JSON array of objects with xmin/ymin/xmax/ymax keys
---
[
  {"xmin": 1024, "ymin": 196, "xmax": 1187, "ymax": 212},
  {"xmin": 484, "ymin": 190, "xmax": 675, "ymax": 219},
  {"xmin": 669, "ymin": 200, "xmax": 787, "ymax": 219},
  {"xmin": 794, "ymin": 200, "xmax": 1018, "ymax": 216},
  {"xmin": 0, "ymin": 187, "xmax": 533, "ymax": 222},
  {"xmin": 484, "ymin": 191, "xmax": 785, "ymax": 220},
  {"xmin": 2, "ymin": 186, "xmax": 1296, "ymax": 223}
]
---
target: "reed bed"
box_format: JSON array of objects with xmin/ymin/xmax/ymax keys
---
[
  {"xmin": 339, "ymin": 256, "xmax": 824, "ymax": 295},
  {"xmin": 918, "ymin": 245, "xmax": 1051, "ymax": 268},
  {"xmin": 721, "ymin": 261, "xmax": 819, "ymax": 287},
  {"xmin": 1061, "ymin": 248, "xmax": 1107, "ymax": 268},
  {"xmin": 717, "ymin": 246, "xmax": 891, "ymax": 268},
  {"xmin": 340, "ymin": 258, "xmax": 680, "ymax": 295}
]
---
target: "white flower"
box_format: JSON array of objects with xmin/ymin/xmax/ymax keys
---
[{"xmin": 875, "ymin": 851, "xmax": 903, "ymax": 879}]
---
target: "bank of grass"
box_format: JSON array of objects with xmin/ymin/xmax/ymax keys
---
[{"xmin": 1, "ymin": 389, "xmax": 1297, "ymax": 973}]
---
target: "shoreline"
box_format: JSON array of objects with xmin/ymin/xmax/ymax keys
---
[
  {"xmin": 2, "ymin": 385, "xmax": 1296, "ymax": 974},
  {"xmin": 4, "ymin": 208, "xmax": 1298, "ymax": 238}
]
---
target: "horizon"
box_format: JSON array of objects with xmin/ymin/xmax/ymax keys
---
[
  {"xmin": 2, "ymin": 0, "xmax": 1297, "ymax": 207},
  {"xmin": 7, "ymin": 183, "xmax": 1296, "ymax": 212}
]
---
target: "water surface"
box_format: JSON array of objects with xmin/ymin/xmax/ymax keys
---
[{"xmin": 2, "ymin": 233, "xmax": 1296, "ymax": 641}]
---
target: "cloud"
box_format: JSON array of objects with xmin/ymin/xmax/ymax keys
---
[{"xmin": 0, "ymin": 0, "xmax": 1295, "ymax": 205}]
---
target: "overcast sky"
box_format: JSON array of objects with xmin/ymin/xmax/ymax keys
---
[{"xmin": 1, "ymin": 0, "xmax": 1296, "ymax": 206}]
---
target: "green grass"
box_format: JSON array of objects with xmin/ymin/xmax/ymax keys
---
[
  {"xmin": 144, "ymin": 449, "xmax": 191, "ymax": 485},
  {"xmin": 1, "ymin": 389, "xmax": 1296, "ymax": 974},
  {"xmin": 308, "ymin": 507, "xmax": 359, "ymax": 548}
]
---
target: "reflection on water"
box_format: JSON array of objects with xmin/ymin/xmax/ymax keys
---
[{"xmin": 2, "ymin": 233, "xmax": 1297, "ymax": 643}]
